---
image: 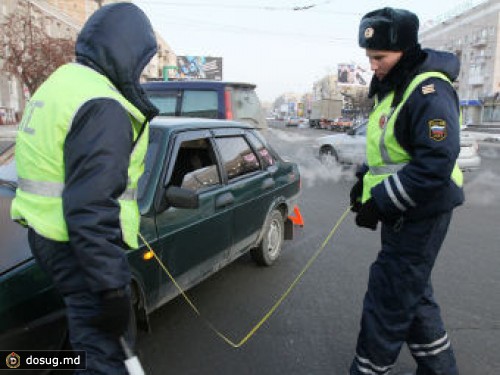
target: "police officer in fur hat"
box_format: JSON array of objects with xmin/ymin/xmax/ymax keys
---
[{"xmin": 349, "ymin": 7, "xmax": 463, "ymax": 375}]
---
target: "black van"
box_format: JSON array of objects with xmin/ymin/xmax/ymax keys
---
[{"xmin": 142, "ymin": 80, "xmax": 266, "ymax": 129}]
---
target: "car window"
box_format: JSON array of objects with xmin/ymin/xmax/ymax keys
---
[
  {"xmin": 181, "ymin": 90, "xmax": 218, "ymax": 118},
  {"xmin": 170, "ymin": 138, "xmax": 221, "ymax": 191},
  {"xmin": 246, "ymin": 131, "xmax": 275, "ymax": 169},
  {"xmin": 148, "ymin": 92, "xmax": 178, "ymax": 116},
  {"xmin": 138, "ymin": 128, "xmax": 162, "ymax": 202},
  {"xmin": 231, "ymin": 89, "xmax": 263, "ymax": 126},
  {"xmin": 214, "ymin": 136, "xmax": 261, "ymax": 180}
]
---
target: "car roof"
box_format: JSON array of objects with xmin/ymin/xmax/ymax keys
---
[
  {"xmin": 150, "ymin": 116, "xmax": 252, "ymax": 132},
  {"xmin": 142, "ymin": 80, "xmax": 257, "ymax": 90}
]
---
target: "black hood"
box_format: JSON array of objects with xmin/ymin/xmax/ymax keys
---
[
  {"xmin": 75, "ymin": 3, "xmax": 159, "ymax": 121},
  {"xmin": 417, "ymin": 48, "xmax": 460, "ymax": 82}
]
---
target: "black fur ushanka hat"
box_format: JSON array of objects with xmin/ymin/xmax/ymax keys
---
[{"xmin": 359, "ymin": 7, "xmax": 419, "ymax": 51}]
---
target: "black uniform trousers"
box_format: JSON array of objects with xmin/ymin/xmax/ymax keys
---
[
  {"xmin": 27, "ymin": 228, "xmax": 133, "ymax": 375},
  {"xmin": 350, "ymin": 211, "xmax": 459, "ymax": 375}
]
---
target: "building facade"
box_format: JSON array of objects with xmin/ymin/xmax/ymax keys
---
[
  {"xmin": 0, "ymin": 0, "xmax": 21, "ymax": 124},
  {"xmin": 43, "ymin": 0, "xmax": 109, "ymax": 25},
  {"xmin": 0, "ymin": 0, "xmax": 176, "ymax": 124},
  {"xmin": 0, "ymin": 0, "xmax": 80, "ymax": 124},
  {"xmin": 420, "ymin": 0, "xmax": 500, "ymax": 126}
]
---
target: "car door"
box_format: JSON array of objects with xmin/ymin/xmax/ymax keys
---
[
  {"xmin": 154, "ymin": 130, "xmax": 232, "ymax": 299},
  {"xmin": 349, "ymin": 124, "xmax": 368, "ymax": 164},
  {"xmin": 339, "ymin": 124, "xmax": 367, "ymax": 164},
  {"xmin": 212, "ymin": 128, "xmax": 272, "ymax": 260}
]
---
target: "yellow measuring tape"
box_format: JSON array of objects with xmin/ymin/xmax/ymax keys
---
[{"xmin": 138, "ymin": 205, "xmax": 351, "ymax": 348}]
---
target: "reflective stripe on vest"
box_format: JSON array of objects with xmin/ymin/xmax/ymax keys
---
[
  {"xmin": 369, "ymin": 164, "xmax": 407, "ymax": 175},
  {"xmin": 17, "ymin": 178, "xmax": 137, "ymax": 200},
  {"xmin": 11, "ymin": 63, "xmax": 148, "ymax": 248},
  {"xmin": 362, "ymin": 72, "xmax": 463, "ymax": 204}
]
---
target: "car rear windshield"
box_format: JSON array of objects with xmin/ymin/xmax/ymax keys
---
[
  {"xmin": 180, "ymin": 90, "xmax": 218, "ymax": 118},
  {"xmin": 148, "ymin": 91, "xmax": 177, "ymax": 116}
]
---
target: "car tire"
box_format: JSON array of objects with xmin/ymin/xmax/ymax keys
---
[
  {"xmin": 251, "ymin": 209, "xmax": 284, "ymax": 266},
  {"xmin": 319, "ymin": 146, "xmax": 338, "ymax": 163}
]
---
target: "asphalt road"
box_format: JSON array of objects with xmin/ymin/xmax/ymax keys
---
[{"xmin": 136, "ymin": 124, "xmax": 500, "ymax": 375}]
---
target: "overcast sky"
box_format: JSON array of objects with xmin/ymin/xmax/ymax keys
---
[{"xmin": 132, "ymin": 0, "xmax": 485, "ymax": 102}]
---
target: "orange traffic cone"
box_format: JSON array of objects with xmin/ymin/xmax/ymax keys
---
[{"xmin": 288, "ymin": 205, "xmax": 304, "ymax": 227}]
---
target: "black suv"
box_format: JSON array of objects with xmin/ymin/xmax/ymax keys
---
[{"xmin": 142, "ymin": 80, "xmax": 266, "ymax": 129}]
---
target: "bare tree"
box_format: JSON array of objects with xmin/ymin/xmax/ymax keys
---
[{"xmin": 0, "ymin": 3, "xmax": 75, "ymax": 96}]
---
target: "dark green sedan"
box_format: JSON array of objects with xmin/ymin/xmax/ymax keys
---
[{"xmin": 0, "ymin": 118, "xmax": 301, "ymax": 351}]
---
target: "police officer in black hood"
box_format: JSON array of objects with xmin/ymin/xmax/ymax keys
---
[
  {"xmin": 349, "ymin": 7, "xmax": 463, "ymax": 375},
  {"xmin": 12, "ymin": 3, "xmax": 158, "ymax": 373}
]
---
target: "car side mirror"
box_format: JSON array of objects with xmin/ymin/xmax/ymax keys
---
[
  {"xmin": 267, "ymin": 165, "xmax": 278, "ymax": 174},
  {"xmin": 165, "ymin": 186, "xmax": 199, "ymax": 209}
]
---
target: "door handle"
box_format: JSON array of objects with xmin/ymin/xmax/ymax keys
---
[
  {"xmin": 215, "ymin": 192, "xmax": 234, "ymax": 208},
  {"xmin": 261, "ymin": 177, "xmax": 275, "ymax": 190}
]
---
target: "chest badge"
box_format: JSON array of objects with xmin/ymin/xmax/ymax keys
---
[{"xmin": 379, "ymin": 115, "xmax": 388, "ymax": 128}]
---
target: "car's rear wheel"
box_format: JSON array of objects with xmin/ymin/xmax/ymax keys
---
[
  {"xmin": 319, "ymin": 146, "xmax": 338, "ymax": 163},
  {"xmin": 251, "ymin": 209, "xmax": 284, "ymax": 266}
]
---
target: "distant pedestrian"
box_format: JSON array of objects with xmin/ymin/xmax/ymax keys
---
[
  {"xmin": 349, "ymin": 7, "xmax": 464, "ymax": 375},
  {"xmin": 11, "ymin": 3, "xmax": 158, "ymax": 374}
]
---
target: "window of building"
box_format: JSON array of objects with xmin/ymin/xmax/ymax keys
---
[{"xmin": 483, "ymin": 105, "xmax": 500, "ymax": 122}]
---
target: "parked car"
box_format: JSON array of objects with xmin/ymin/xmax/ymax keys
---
[
  {"xmin": 285, "ymin": 116, "xmax": 300, "ymax": 127},
  {"xmin": 316, "ymin": 122, "xmax": 367, "ymax": 164},
  {"xmin": 298, "ymin": 118, "xmax": 309, "ymax": 128},
  {"xmin": 457, "ymin": 131, "xmax": 482, "ymax": 171},
  {"xmin": 315, "ymin": 122, "xmax": 481, "ymax": 171},
  {"xmin": 142, "ymin": 80, "xmax": 267, "ymax": 129},
  {"xmin": 333, "ymin": 117, "xmax": 353, "ymax": 132},
  {"xmin": 0, "ymin": 118, "xmax": 301, "ymax": 351}
]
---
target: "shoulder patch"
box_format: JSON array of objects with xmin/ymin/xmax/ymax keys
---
[
  {"xmin": 428, "ymin": 119, "xmax": 447, "ymax": 141},
  {"xmin": 422, "ymin": 84, "xmax": 435, "ymax": 95}
]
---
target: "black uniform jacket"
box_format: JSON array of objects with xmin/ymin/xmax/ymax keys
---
[
  {"xmin": 366, "ymin": 48, "xmax": 465, "ymax": 223},
  {"xmin": 62, "ymin": 3, "xmax": 159, "ymax": 292}
]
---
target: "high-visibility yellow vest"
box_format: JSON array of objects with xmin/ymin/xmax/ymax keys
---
[
  {"xmin": 362, "ymin": 71, "xmax": 463, "ymax": 203},
  {"xmin": 11, "ymin": 63, "xmax": 149, "ymax": 248}
]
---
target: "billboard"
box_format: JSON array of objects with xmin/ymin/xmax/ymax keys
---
[
  {"xmin": 337, "ymin": 63, "xmax": 372, "ymax": 86},
  {"xmin": 176, "ymin": 56, "xmax": 223, "ymax": 80}
]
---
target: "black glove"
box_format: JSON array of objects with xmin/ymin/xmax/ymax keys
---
[
  {"xmin": 91, "ymin": 288, "xmax": 131, "ymax": 337},
  {"xmin": 355, "ymin": 198, "xmax": 380, "ymax": 231},
  {"xmin": 349, "ymin": 178, "xmax": 363, "ymax": 213}
]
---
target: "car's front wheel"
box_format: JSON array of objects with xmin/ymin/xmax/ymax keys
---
[{"xmin": 251, "ymin": 209, "xmax": 284, "ymax": 266}]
